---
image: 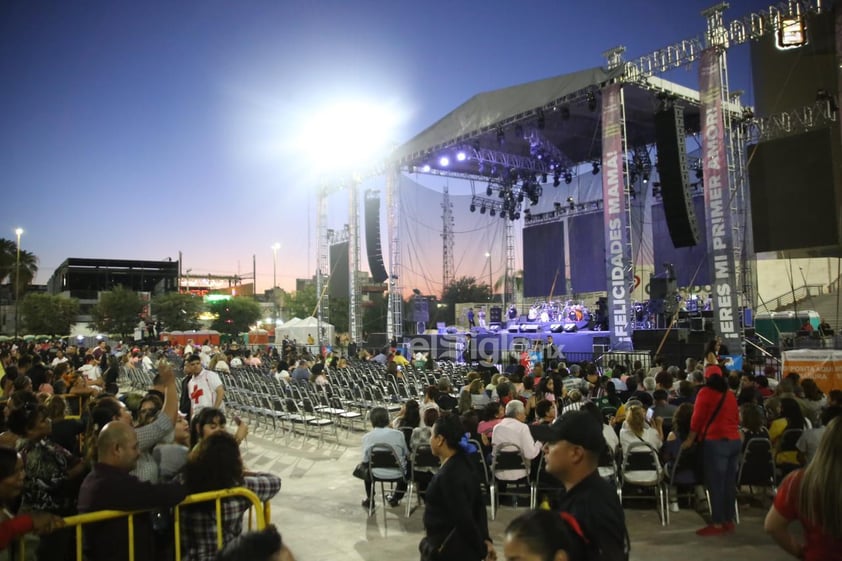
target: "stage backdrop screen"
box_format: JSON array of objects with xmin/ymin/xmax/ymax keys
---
[
  {"xmin": 652, "ymin": 195, "xmax": 712, "ymax": 287},
  {"xmin": 568, "ymin": 212, "xmax": 605, "ymax": 293},
  {"xmin": 523, "ymin": 222, "xmax": 565, "ymax": 298}
]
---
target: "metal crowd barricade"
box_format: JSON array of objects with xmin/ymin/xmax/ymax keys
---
[{"xmin": 17, "ymin": 486, "xmax": 269, "ymax": 561}]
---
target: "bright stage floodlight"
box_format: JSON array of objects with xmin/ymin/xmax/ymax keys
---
[
  {"xmin": 456, "ymin": 151, "xmax": 467, "ymax": 162},
  {"xmin": 439, "ymin": 156, "xmax": 450, "ymax": 167}
]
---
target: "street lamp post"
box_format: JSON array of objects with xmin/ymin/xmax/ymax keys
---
[
  {"xmin": 14, "ymin": 228, "xmax": 23, "ymax": 340},
  {"xmin": 485, "ymin": 251, "xmax": 492, "ymax": 301},
  {"xmin": 271, "ymin": 243, "xmax": 281, "ymax": 326}
]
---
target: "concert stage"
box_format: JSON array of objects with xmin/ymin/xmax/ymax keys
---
[{"xmin": 404, "ymin": 328, "xmax": 610, "ymax": 363}]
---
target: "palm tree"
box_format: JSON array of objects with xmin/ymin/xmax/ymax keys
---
[
  {"xmin": 0, "ymin": 238, "xmax": 39, "ymax": 298},
  {"xmin": 494, "ymin": 269, "xmax": 524, "ymax": 307}
]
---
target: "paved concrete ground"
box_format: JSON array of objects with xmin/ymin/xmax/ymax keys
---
[{"xmin": 239, "ymin": 423, "xmax": 793, "ymax": 561}]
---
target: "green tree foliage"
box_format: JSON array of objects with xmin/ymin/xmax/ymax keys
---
[
  {"xmin": 285, "ymin": 284, "xmax": 318, "ymax": 320},
  {"xmin": 209, "ymin": 297, "xmax": 262, "ymax": 336},
  {"xmin": 152, "ymin": 292, "xmax": 204, "ymax": 331},
  {"xmin": 92, "ymin": 286, "xmax": 145, "ymax": 339},
  {"xmin": 441, "ymin": 276, "xmax": 491, "ymax": 304},
  {"xmin": 362, "ymin": 293, "xmax": 389, "ymax": 337},
  {"xmin": 0, "ymin": 238, "xmax": 38, "ymax": 299},
  {"xmin": 20, "ymin": 293, "xmax": 79, "ymax": 336}
]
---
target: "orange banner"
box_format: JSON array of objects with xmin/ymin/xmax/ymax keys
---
[{"xmin": 781, "ymin": 349, "xmax": 842, "ymax": 394}]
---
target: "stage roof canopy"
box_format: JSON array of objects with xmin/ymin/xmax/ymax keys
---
[{"xmin": 391, "ymin": 66, "xmax": 711, "ymax": 179}]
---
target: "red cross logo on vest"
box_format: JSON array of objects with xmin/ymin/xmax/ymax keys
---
[{"xmin": 190, "ymin": 386, "xmax": 204, "ymax": 404}]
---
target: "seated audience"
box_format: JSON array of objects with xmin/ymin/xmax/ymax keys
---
[
  {"xmin": 797, "ymin": 406, "xmax": 842, "ymax": 465},
  {"xmin": 619, "ymin": 404, "xmax": 663, "ymax": 452},
  {"xmin": 361, "ymin": 407, "xmax": 408, "ymax": 509},
  {"xmin": 491, "ymin": 400, "xmax": 543, "ymax": 482}
]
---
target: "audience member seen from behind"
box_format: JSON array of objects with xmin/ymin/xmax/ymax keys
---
[
  {"xmin": 619, "ymin": 404, "xmax": 663, "ymax": 452},
  {"xmin": 764, "ymin": 417, "xmax": 842, "ymax": 561},
  {"xmin": 423, "ymin": 413, "xmax": 495, "ymax": 561},
  {"xmin": 682, "ymin": 364, "xmax": 741, "ymax": 536},
  {"xmin": 182, "ymin": 431, "xmax": 282, "ymax": 561},
  {"xmin": 797, "ymin": 406, "xmax": 842, "ymax": 465},
  {"xmin": 502, "ymin": 509, "xmax": 587, "ymax": 561},
  {"xmin": 361, "ymin": 406, "xmax": 408, "ymax": 509},
  {"xmin": 0, "ymin": 447, "xmax": 64, "ymax": 552},
  {"xmin": 533, "ymin": 410, "xmax": 628, "ymax": 560},
  {"xmin": 770, "ymin": 397, "xmax": 807, "ymax": 474}
]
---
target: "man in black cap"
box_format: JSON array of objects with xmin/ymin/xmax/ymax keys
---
[{"xmin": 532, "ymin": 411, "xmax": 629, "ymax": 561}]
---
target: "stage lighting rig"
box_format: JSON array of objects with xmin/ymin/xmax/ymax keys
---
[
  {"xmin": 490, "ymin": 208, "xmax": 496, "ymax": 217},
  {"xmin": 564, "ymin": 171, "xmax": 573, "ymax": 184},
  {"xmin": 470, "ymin": 203, "xmax": 476, "ymax": 212},
  {"xmin": 567, "ymin": 196, "xmax": 575, "ymax": 210},
  {"xmin": 480, "ymin": 205, "xmax": 486, "ymax": 214}
]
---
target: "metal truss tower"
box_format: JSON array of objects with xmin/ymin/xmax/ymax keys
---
[
  {"xmin": 386, "ymin": 167, "xmax": 403, "ymax": 342},
  {"xmin": 348, "ymin": 179, "xmax": 361, "ymax": 344},
  {"xmin": 316, "ymin": 187, "xmax": 330, "ymax": 349},
  {"xmin": 504, "ymin": 219, "xmax": 515, "ymax": 310},
  {"xmin": 441, "ymin": 185, "xmax": 455, "ymax": 291}
]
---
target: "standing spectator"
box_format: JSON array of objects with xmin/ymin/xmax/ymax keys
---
[
  {"xmin": 182, "ymin": 432, "xmax": 281, "ymax": 561},
  {"xmin": 764, "ymin": 418, "xmax": 842, "ymax": 560},
  {"xmin": 422, "ymin": 414, "xmax": 494, "ymax": 561},
  {"xmin": 682, "ymin": 365, "xmax": 741, "ymax": 536},
  {"xmin": 183, "ymin": 354, "xmax": 224, "ymax": 416},
  {"xmin": 533, "ymin": 410, "xmax": 628, "ymax": 560}
]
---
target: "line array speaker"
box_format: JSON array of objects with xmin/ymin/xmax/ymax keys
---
[
  {"xmin": 654, "ymin": 106, "xmax": 700, "ymax": 248},
  {"xmin": 364, "ymin": 191, "xmax": 388, "ymax": 282}
]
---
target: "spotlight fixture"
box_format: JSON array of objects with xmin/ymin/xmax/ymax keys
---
[
  {"xmin": 490, "ymin": 208, "xmax": 496, "ymax": 217},
  {"xmin": 564, "ymin": 172, "xmax": 573, "ymax": 184},
  {"xmin": 553, "ymin": 176, "xmax": 561, "ymax": 188},
  {"xmin": 421, "ymin": 164, "xmax": 431, "ymax": 172},
  {"xmin": 554, "ymin": 202, "xmax": 562, "ymax": 211},
  {"xmin": 496, "ymin": 128, "xmax": 505, "ymax": 145},
  {"xmin": 470, "ymin": 203, "xmax": 476, "ymax": 212},
  {"xmin": 480, "ymin": 205, "xmax": 486, "ymax": 214},
  {"xmin": 540, "ymin": 173, "xmax": 548, "ymax": 184},
  {"xmin": 587, "ymin": 91, "xmax": 597, "ymax": 112},
  {"xmin": 592, "ymin": 161, "xmax": 600, "ymax": 175},
  {"xmin": 456, "ymin": 151, "xmax": 467, "ymax": 162},
  {"xmin": 642, "ymin": 173, "xmax": 649, "ymax": 184},
  {"xmin": 500, "ymin": 210, "xmax": 507, "ymax": 219},
  {"xmin": 567, "ymin": 196, "xmax": 575, "ymax": 211},
  {"xmin": 487, "ymin": 185, "xmax": 493, "ymax": 196},
  {"xmin": 439, "ymin": 156, "xmax": 450, "ymax": 167}
]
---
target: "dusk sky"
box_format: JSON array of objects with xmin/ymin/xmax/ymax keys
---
[{"xmin": 1, "ymin": 0, "xmax": 772, "ymax": 293}]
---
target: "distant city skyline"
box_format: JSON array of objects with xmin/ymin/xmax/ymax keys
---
[{"xmin": 1, "ymin": 0, "xmax": 772, "ymax": 294}]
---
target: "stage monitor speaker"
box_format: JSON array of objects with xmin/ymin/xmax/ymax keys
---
[
  {"xmin": 649, "ymin": 277, "xmax": 676, "ymax": 300},
  {"xmin": 490, "ymin": 306, "xmax": 502, "ymax": 323},
  {"xmin": 520, "ymin": 324, "xmax": 540, "ymax": 333},
  {"xmin": 654, "ymin": 106, "xmax": 700, "ymax": 248},
  {"xmin": 364, "ymin": 191, "xmax": 388, "ymax": 282},
  {"xmin": 690, "ymin": 317, "xmax": 704, "ymax": 332},
  {"xmin": 549, "ymin": 323, "xmax": 565, "ymax": 333}
]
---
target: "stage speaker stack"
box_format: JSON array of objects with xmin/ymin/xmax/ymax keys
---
[
  {"xmin": 364, "ymin": 191, "xmax": 388, "ymax": 282},
  {"xmin": 654, "ymin": 105, "xmax": 700, "ymax": 248},
  {"xmin": 490, "ymin": 306, "xmax": 502, "ymax": 324},
  {"xmin": 632, "ymin": 328, "xmax": 692, "ymax": 368},
  {"xmin": 748, "ymin": 8, "xmax": 842, "ymax": 256}
]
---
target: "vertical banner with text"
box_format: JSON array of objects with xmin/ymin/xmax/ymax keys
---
[
  {"xmin": 601, "ymin": 83, "xmax": 632, "ymax": 349},
  {"xmin": 699, "ymin": 48, "xmax": 741, "ymax": 346}
]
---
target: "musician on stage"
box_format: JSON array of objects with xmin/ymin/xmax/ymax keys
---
[{"xmin": 467, "ymin": 307, "xmax": 476, "ymax": 329}]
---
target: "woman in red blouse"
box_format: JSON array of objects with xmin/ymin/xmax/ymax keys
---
[
  {"xmin": 764, "ymin": 417, "xmax": 842, "ymax": 560},
  {"xmin": 682, "ymin": 364, "xmax": 740, "ymax": 536}
]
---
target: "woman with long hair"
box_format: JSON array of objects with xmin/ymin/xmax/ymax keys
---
[
  {"xmin": 181, "ymin": 432, "xmax": 281, "ymax": 561},
  {"xmin": 619, "ymin": 404, "xmax": 663, "ymax": 451},
  {"xmin": 704, "ymin": 338, "xmax": 721, "ymax": 367},
  {"xmin": 682, "ymin": 365, "xmax": 741, "ymax": 536},
  {"xmin": 502, "ymin": 509, "xmax": 586, "ymax": 561},
  {"xmin": 765, "ymin": 417, "xmax": 842, "ymax": 560},
  {"xmin": 421, "ymin": 414, "xmax": 495, "ymax": 561},
  {"xmin": 770, "ymin": 397, "xmax": 807, "ymax": 471}
]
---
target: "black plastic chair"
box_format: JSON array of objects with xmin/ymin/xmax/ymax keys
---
[{"xmin": 367, "ymin": 444, "xmax": 407, "ymax": 516}]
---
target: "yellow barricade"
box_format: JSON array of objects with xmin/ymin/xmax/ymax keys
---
[{"xmin": 17, "ymin": 486, "xmax": 269, "ymax": 561}]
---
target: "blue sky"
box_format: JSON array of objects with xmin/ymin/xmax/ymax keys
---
[{"xmin": 0, "ymin": 0, "xmax": 772, "ymax": 291}]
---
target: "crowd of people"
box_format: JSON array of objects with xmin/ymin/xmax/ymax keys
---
[{"xmin": 0, "ymin": 339, "xmax": 287, "ymax": 560}]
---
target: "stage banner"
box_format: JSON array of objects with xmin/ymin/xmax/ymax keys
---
[
  {"xmin": 601, "ymin": 83, "xmax": 632, "ymax": 350},
  {"xmin": 699, "ymin": 48, "xmax": 741, "ymax": 348},
  {"xmin": 782, "ymin": 349, "xmax": 842, "ymax": 394}
]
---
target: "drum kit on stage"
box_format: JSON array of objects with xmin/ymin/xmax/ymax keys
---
[{"xmin": 527, "ymin": 300, "xmax": 591, "ymax": 330}]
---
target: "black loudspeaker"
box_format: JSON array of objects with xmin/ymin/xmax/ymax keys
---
[
  {"xmin": 413, "ymin": 298, "xmax": 429, "ymax": 322},
  {"xmin": 328, "ymin": 241, "xmax": 349, "ymax": 299},
  {"xmin": 748, "ymin": 9, "xmax": 841, "ymax": 256},
  {"xmin": 654, "ymin": 106, "xmax": 700, "ymax": 247},
  {"xmin": 490, "ymin": 306, "xmax": 502, "ymax": 323},
  {"xmin": 649, "ymin": 277, "xmax": 676, "ymax": 300},
  {"xmin": 364, "ymin": 191, "xmax": 388, "ymax": 282},
  {"xmin": 632, "ymin": 328, "xmax": 691, "ymax": 368},
  {"xmin": 519, "ymin": 324, "xmax": 540, "ymax": 332}
]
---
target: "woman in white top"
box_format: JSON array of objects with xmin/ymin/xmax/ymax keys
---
[{"xmin": 620, "ymin": 405, "xmax": 663, "ymax": 451}]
